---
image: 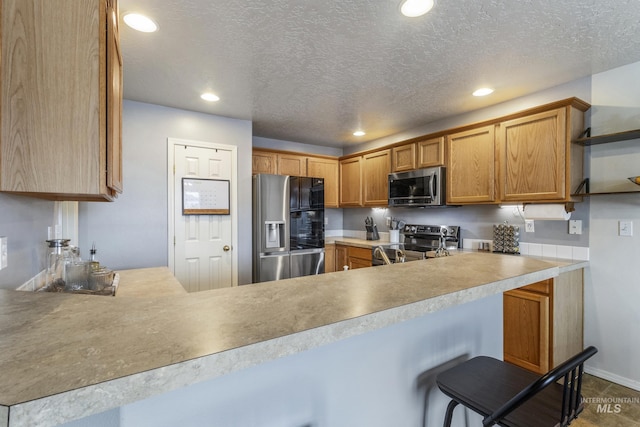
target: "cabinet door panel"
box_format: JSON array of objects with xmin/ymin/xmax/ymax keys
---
[
  {"xmin": 335, "ymin": 245, "xmax": 348, "ymax": 271},
  {"xmin": 307, "ymin": 157, "xmax": 339, "ymax": 208},
  {"xmin": 504, "ymin": 289, "xmax": 550, "ymax": 374},
  {"xmin": 1, "ymin": 0, "xmax": 106, "ymax": 198},
  {"xmin": 278, "ymin": 153, "xmax": 307, "ymax": 176},
  {"xmin": 417, "ymin": 137, "xmax": 445, "ymax": 168},
  {"xmin": 252, "ymin": 150, "xmax": 277, "ymax": 175},
  {"xmin": 363, "ymin": 150, "xmax": 390, "ymax": 206},
  {"xmin": 392, "ymin": 144, "xmax": 416, "ymax": 172},
  {"xmin": 339, "ymin": 157, "xmax": 363, "ymax": 207},
  {"xmin": 446, "ymin": 126, "xmax": 496, "ymax": 203},
  {"xmin": 324, "ymin": 244, "xmax": 336, "ymax": 273},
  {"xmin": 106, "ymin": 1, "xmax": 123, "ymax": 194},
  {"xmin": 500, "ymin": 108, "xmax": 566, "ymax": 201}
]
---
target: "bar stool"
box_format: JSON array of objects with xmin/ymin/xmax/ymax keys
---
[{"xmin": 435, "ymin": 346, "xmax": 598, "ymax": 426}]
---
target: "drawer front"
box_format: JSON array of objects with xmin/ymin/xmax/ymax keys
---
[
  {"xmin": 520, "ymin": 279, "xmax": 552, "ymax": 295},
  {"xmin": 348, "ymin": 246, "xmax": 372, "ymax": 260}
]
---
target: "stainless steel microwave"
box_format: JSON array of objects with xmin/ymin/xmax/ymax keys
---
[{"xmin": 388, "ymin": 166, "xmax": 446, "ymax": 207}]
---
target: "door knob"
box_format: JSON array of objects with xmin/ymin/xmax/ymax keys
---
[{"xmin": 223, "ymin": 245, "xmax": 231, "ymax": 252}]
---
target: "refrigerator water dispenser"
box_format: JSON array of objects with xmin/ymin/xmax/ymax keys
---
[{"xmin": 265, "ymin": 221, "xmax": 285, "ymax": 249}]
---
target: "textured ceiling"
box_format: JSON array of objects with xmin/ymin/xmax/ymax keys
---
[{"xmin": 119, "ymin": 0, "xmax": 640, "ymax": 147}]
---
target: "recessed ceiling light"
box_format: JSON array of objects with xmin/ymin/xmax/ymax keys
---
[
  {"xmin": 201, "ymin": 93, "xmax": 220, "ymax": 102},
  {"xmin": 473, "ymin": 87, "xmax": 494, "ymax": 97},
  {"xmin": 400, "ymin": 0, "xmax": 435, "ymax": 17},
  {"xmin": 353, "ymin": 130, "xmax": 366, "ymax": 137},
  {"xmin": 123, "ymin": 13, "xmax": 158, "ymax": 33}
]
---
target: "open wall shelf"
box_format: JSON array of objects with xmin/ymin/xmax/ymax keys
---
[{"xmin": 576, "ymin": 128, "xmax": 640, "ymax": 146}]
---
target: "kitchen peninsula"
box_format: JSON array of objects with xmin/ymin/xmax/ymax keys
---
[{"xmin": 0, "ymin": 254, "xmax": 587, "ymax": 427}]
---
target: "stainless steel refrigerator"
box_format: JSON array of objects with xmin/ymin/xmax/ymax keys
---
[{"xmin": 253, "ymin": 174, "xmax": 324, "ymax": 283}]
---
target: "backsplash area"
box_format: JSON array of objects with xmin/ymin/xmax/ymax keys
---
[{"xmin": 330, "ymin": 230, "xmax": 589, "ymax": 261}]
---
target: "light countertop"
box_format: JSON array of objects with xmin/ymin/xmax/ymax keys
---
[{"xmin": 0, "ymin": 255, "xmax": 587, "ymax": 427}]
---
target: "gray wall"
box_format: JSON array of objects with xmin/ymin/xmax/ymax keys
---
[
  {"xmin": 79, "ymin": 100, "xmax": 254, "ymax": 285},
  {"xmin": 0, "ymin": 195, "xmax": 53, "ymax": 289}
]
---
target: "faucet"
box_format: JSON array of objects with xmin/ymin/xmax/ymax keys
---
[
  {"xmin": 373, "ymin": 246, "xmax": 392, "ymax": 265},
  {"xmin": 434, "ymin": 230, "xmax": 451, "ymax": 257}
]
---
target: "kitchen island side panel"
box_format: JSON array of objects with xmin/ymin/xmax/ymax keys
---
[{"xmin": 118, "ymin": 295, "xmax": 501, "ymax": 427}]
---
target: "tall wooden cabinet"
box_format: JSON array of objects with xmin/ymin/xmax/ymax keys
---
[
  {"xmin": 446, "ymin": 125, "xmax": 497, "ymax": 204},
  {"xmin": 0, "ymin": 0, "xmax": 123, "ymax": 201},
  {"xmin": 503, "ymin": 269, "xmax": 584, "ymax": 374}
]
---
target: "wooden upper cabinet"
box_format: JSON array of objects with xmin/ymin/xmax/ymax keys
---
[
  {"xmin": 392, "ymin": 144, "xmax": 416, "ymax": 172},
  {"xmin": 446, "ymin": 125, "xmax": 497, "ymax": 204},
  {"xmin": 106, "ymin": 0, "xmax": 123, "ymax": 195},
  {"xmin": 339, "ymin": 157, "xmax": 363, "ymax": 207},
  {"xmin": 252, "ymin": 150, "xmax": 278, "ymax": 175},
  {"xmin": 277, "ymin": 153, "xmax": 307, "ymax": 176},
  {"xmin": 362, "ymin": 149, "xmax": 390, "ymax": 206},
  {"xmin": 307, "ymin": 157, "xmax": 339, "ymax": 208},
  {"xmin": 417, "ymin": 136, "xmax": 445, "ymax": 168},
  {"xmin": 0, "ymin": 0, "xmax": 122, "ymax": 201},
  {"xmin": 499, "ymin": 107, "xmax": 579, "ymax": 202}
]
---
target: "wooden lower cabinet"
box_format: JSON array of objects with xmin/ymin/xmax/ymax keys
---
[
  {"xmin": 324, "ymin": 243, "xmax": 336, "ymax": 273},
  {"xmin": 334, "ymin": 244, "xmax": 371, "ymax": 271},
  {"xmin": 503, "ymin": 269, "xmax": 583, "ymax": 374}
]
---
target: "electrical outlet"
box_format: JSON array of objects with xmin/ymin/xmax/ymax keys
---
[
  {"xmin": 619, "ymin": 220, "xmax": 633, "ymax": 237},
  {"xmin": 525, "ymin": 220, "xmax": 535, "ymax": 233},
  {"xmin": 569, "ymin": 220, "xmax": 582, "ymax": 235},
  {"xmin": 0, "ymin": 236, "xmax": 7, "ymax": 270}
]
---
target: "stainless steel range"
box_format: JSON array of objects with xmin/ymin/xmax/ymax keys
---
[{"xmin": 371, "ymin": 224, "xmax": 461, "ymax": 266}]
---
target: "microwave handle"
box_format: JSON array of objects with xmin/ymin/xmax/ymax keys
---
[{"xmin": 429, "ymin": 172, "xmax": 436, "ymax": 199}]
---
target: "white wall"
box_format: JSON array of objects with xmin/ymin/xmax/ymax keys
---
[
  {"xmin": 79, "ymin": 101, "xmax": 254, "ymax": 285},
  {"xmin": 584, "ymin": 61, "xmax": 640, "ymax": 390}
]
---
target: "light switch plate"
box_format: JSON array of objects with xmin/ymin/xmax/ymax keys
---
[
  {"xmin": 569, "ymin": 220, "xmax": 582, "ymax": 235},
  {"xmin": 619, "ymin": 220, "xmax": 633, "ymax": 237},
  {"xmin": 525, "ymin": 220, "xmax": 535, "ymax": 233},
  {"xmin": 0, "ymin": 236, "xmax": 7, "ymax": 270}
]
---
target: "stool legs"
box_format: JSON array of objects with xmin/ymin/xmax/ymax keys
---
[{"xmin": 443, "ymin": 400, "xmax": 459, "ymax": 427}]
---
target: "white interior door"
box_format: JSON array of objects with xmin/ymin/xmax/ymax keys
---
[{"xmin": 171, "ymin": 142, "xmax": 236, "ymax": 292}]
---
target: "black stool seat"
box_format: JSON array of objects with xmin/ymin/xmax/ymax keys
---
[{"xmin": 436, "ymin": 346, "xmax": 597, "ymax": 427}]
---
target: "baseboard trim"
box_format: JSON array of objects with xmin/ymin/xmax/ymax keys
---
[{"xmin": 586, "ymin": 365, "xmax": 640, "ymax": 392}]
